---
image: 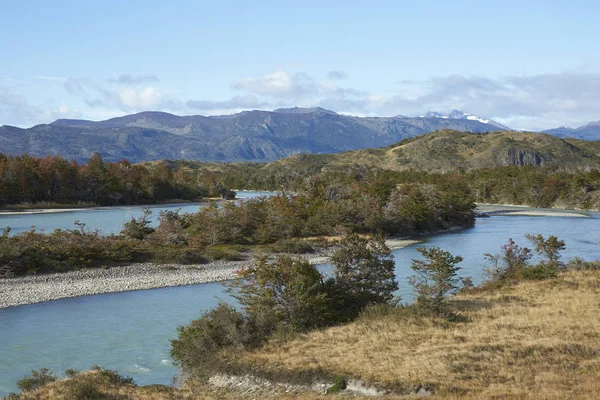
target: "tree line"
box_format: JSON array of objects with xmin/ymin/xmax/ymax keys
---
[
  {"xmin": 1, "ymin": 152, "xmax": 598, "ymax": 210},
  {"xmin": 0, "ymin": 153, "xmax": 234, "ymax": 207}
]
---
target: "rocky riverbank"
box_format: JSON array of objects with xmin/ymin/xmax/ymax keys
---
[{"xmin": 0, "ymin": 261, "xmax": 244, "ymax": 310}]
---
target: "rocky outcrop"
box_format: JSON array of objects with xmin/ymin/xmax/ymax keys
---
[{"xmin": 500, "ymin": 147, "xmax": 544, "ymax": 166}]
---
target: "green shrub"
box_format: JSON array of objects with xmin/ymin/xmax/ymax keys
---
[
  {"xmin": 326, "ymin": 375, "xmax": 348, "ymax": 393},
  {"xmin": 65, "ymin": 368, "xmax": 79, "ymax": 378},
  {"xmin": 95, "ymin": 368, "xmax": 135, "ymax": 386},
  {"xmin": 16, "ymin": 368, "xmax": 57, "ymax": 392},
  {"xmin": 230, "ymin": 254, "xmax": 332, "ymax": 331},
  {"xmin": 485, "ymin": 238, "xmax": 532, "ymax": 282},
  {"xmin": 409, "ymin": 247, "xmax": 463, "ymax": 315},
  {"xmin": 65, "ymin": 380, "xmax": 107, "ymax": 400},
  {"xmin": 522, "ymin": 262, "xmax": 560, "ymax": 280},
  {"xmin": 120, "ymin": 208, "xmax": 155, "ymax": 240},
  {"xmin": 205, "ymin": 248, "xmax": 243, "ymax": 261},
  {"xmin": 328, "ymin": 233, "xmax": 398, "ymax": 321},
  {"xmin": 567, "ymin": 257, "xmax": 600, "ymax": 270},
  {"xmin": 267, "ymin": 239, "xmax": 315, "ymax": 254},
  {"xmin": 170, "ymin": 302, "xmax": 273, "ymax": 379},
  {"xmin": 150, "ymin": 247, "xmax": 208, "ymax": 264}
]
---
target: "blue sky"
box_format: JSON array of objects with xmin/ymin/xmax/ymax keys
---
[{"xmin": 1, "ymin": 0, "xmax": 599, "ymax": 130}]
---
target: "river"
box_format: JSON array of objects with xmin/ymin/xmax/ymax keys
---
[
  {"xmin": 0, "ymin": 190, "xmax": 270, "ymax": 236},
  {"xmin": 0, "ymin": 203, "xmax": 599, "ymax": 396}
]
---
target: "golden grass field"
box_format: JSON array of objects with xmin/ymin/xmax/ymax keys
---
[
  {"xmin": 14, "ymin": 269, "xmax": 600, "ymax": 399},
  {"xmin": 241, "ymin": 270, "xmax": 600, "ymax": 399}
]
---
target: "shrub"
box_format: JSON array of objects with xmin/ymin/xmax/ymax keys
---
[
  {"xmin": 567, "ymin": 257, "xmax": 600, "ymax": 270},
  {"xmin": 205, "ymin": 247, "xmax": 243, "ymax": 261},
  {"xmin": 65, "ymin": 379, "xmax": 107, "ymax": 400},
  {"xmin": 328, "ymin": 233, "xmax": 398, "ymax": 321},
  {"xmin": 524, "ymin": 233, "xmax": 566, "ymax": 278},
  {"xmin": 120, "ymin": 207, "xmax": 155, "ymax": 240},
  {"xmin": 65, "ymin": 368, "xmax": 79, "ymax": 378},
  {"xmin": 149, "ymin": 247, "xmax": 208, "ymax": 264},
  {"xmin": 170, "ymin": 302, "xmax": 272, "ymax": 378},
  {"xmin": 485, "ymin": 238, "xmax": 532, "ymax": 282},
  {"xmin": 16, "ymin": 368, "xmax": 57, "ymax": 392},
  {"xmin": 521, "ymin": 263, "xmax": 560, "ymax": 280},
  {"xmin": 525, "ymin": 233, "xmax": 566, "ymax": 267},
  {"xmin": 95, "ymin": 368, "xmax": 135, "ymax": 386},
  {"xmin": 267, "ymin": 239, "xmax": 315, "ymax": 254},
  {"xmin": 326, "ymin": 375, "xmax": 348, "ymax": 393},
  {"xmin": 409, "ymin": 247, "xmax": 463, "ymax": 315}
]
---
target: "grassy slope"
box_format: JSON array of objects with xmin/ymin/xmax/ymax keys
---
[
  {"xmin": 268, "ymin": 130, "xmax": 600, "ymax": 173},
  {"xmin": 240, "ymin": 270, "xmax": 600, "ymax": 399}
]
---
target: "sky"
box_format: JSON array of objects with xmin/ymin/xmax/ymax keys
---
[{"xmin": 1, "ymin": 0, "xmax": 599, "ymax": 130}]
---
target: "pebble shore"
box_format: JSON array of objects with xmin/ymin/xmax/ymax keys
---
[{"xmin": 0, "ymin": 261, "xmax": 245, "ymax": 310}]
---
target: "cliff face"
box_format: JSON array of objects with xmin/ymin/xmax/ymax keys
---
[{"xmin": 500, "ymin": 147, "xmax": 544, "ymax": 166}]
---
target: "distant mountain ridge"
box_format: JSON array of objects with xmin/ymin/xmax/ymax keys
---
[
  {"xmin": 0, "ymin": 109, "xmax": 505, "ymax": 163},
  {"xmin": 543, "ymin": 121, "xmax": 600, "ymax": 141},
  {"xmin": 418, "ymin": 109, "xmax": 510, "ymax": 130},
  {"xmin": 1, "ymin": 108, "xmax": 598, "ymax": 163}
]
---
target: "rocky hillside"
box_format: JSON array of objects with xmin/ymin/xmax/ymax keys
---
[
  {"xmin": 267, "ymin": 130, "xmax": 600, "ymax": 173},
  {"xmin": 0, "ymin": 108, "xmax": 502, "ymax": 163}
]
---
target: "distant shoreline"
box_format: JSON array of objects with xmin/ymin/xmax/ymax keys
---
[
  {"xmin": 1, "ymin": 200, "xmax": 596, "ymax": 216},
  {"xmin": 0, "ymin": 196, "xmax": 246, "ymax": 215},
  {"xmin": 0, "ymin": 238, "xmax": 421, "ymax": 310},
  {"xmin": 475, "ymin": 203, "xmax": 593, "ymax": 217}
]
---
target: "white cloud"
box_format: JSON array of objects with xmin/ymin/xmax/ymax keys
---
[
  {"xmin": 378, "ymin": 72, "xmax": 600, "ymax": 129},
  {"xmin": 0, "ymin": 86, "xmax": 81, "ymax": 127},
  {"xmin": 187, "ymin": 95, "xmax": 269, "ymax": 111},
  {"xmin": 232, "ymin": 70, "xmax": 316, "ymax": 98},
  {"xmin": 109, "ymin": 74, "xmax": 160, "ymax": 84},
  {"xmin": 326, "ymin": 70, "xmax": 348, "ymax": 80},
  {"xmin": 63, "ymin": 76, "xmax": 183, "ymax": 113}
]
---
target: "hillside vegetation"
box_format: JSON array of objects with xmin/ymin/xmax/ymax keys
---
[{"xmin": 268, "ymin": 130, "xmax": 600, "ymax": 173}]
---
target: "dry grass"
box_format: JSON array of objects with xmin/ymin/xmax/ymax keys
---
[{"xmin": 240, "ymin": 270, "xmax": 600, "ymax": 399}]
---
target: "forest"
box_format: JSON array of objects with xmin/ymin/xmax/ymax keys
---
[{"xmin": 0, "ymin": 153, "xmax": 234, "ymax": 207}]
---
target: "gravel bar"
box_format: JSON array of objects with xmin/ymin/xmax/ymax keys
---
[{"xmin": 0, "ymin": 261, "xmax": 245, "ymax": 310}]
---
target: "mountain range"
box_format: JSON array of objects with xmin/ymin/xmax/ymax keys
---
[
  {"xmin": 0, "ymin": 108, "xmax": 598, "ymax": 163},
  {"xmin": 418, "ymin": 109, "xmax": 510, "ymax": 129},
  {"xmin": 541, "ymin": 121, "xmax": 600, "ymax": 141}
]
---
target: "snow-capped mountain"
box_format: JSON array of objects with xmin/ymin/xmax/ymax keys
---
[{"xmin": 418, "ymin": 109, "xmax": 510, "ymax": 130}]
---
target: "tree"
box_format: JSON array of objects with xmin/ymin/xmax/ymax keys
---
[
  {"xmin": 524, "ymin": 233, "xmax": 566, "ymax": 279},
  {"xmin": 525, "ymin": 233, "xmax": 566, "ymax": 267},
  {"xmin": 485, "ymin": 238, "xmax": 532, "ymax": 281},
  {"xmin": 409, "ymin": 247, "xmax": 463, "ymax": 314},
  {"xmin": 328, "ymin": 233, "xmax": 398, "ymax": 319}
]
